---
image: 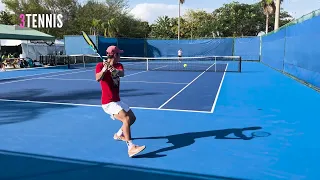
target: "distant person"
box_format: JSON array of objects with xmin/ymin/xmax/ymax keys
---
[
  {"xmin": 26, "ymin": 57, "xmax": 34, "ymax": 67},
  {"xmin": 1, "ymin": 52, "xmax": 7, "ymax": 71},
  {"xmin": 1, "ymin": 52, "xmax": 7, "ymax": 61},
  {"xmin": 8, "ymin": 53, "xmax": 13, "ymax": 58},
  {"xmin": 0, "ymin": 54, "xmax": 3, "ymax": 71},
  {"xmin": 33, "ymin": 60, "xmax": 42, "ymax": 67},
  {"xmin": 178, "ymin": 48, "xmax": 182, "ymax": 62}
]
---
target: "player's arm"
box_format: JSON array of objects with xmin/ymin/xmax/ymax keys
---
[
  {"xmin": 109, "ymin": 64, "xmax": 124, "ymax": 77},
  {"xmin": 95, "ymin": 70, "xmax": 105, "ymax": 82},
  {"xmin": 116, "ymin": 69, "xmax": 124, "ymax": 77},
  {"xmin": 117, "ymin": 64, "xmax": 124, "ymax": 77},
  {"xmin": 110, "ymin": 68, "xmax": 124, "ymax": 77},
  {"xmin": 95, "ymin": 63, "xmax": 108, "ymax": 82}
]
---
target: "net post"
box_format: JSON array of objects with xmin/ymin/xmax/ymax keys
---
[
  {"xmin": 67, "ymin": 56, "xmax": 71, "ymax": 69},
  {"xmin": 147, "ymin": 58, "xmax": 149, "ymax": 71},
  {"xmin": 83, "ymin": 54, "xmax": 85, "ymax": 68},
  {"xmin": 214, "ymin": 57, "xmax": 217, "ymax": 72},
  {"xmin": 239, "ymin": 56, "xmax": 242, "ymax": 72},
  {"xmin": 54, "ymin": 55, "xmax": 57, "ymax": 66}
]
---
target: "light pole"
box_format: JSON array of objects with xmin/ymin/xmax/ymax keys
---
[
  {"xmin": 274, "ymin": 0, "xmax": 280, "ymax": 30},
  {"xmin": 178, "ymin": 0, "xmax": 181, "ymax": 40},
  {"xmin": 178, "ymin": 0, "xmax": 184, "ymax": 41}
]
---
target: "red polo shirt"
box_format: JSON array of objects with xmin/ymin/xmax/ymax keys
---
[{"xmin": 95, "ymin": 62, "xmax": 124, "ymax": 104}]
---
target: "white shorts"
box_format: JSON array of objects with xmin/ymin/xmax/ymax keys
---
[{"xmin": 102, "ymin": 101, "xmax": 130, "ymax": 120}]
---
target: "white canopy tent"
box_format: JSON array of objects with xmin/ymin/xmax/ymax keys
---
[{"xmin": 0, "ymin": 39, "xmax": 65, "ymax": 60}]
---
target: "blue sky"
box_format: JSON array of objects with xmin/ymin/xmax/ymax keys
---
[{"xmin": 1, "ymin": 0, "xmax": 319, "ymax": 24}]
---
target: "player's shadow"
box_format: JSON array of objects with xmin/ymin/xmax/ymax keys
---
[
  {"xmin": 133, "ymin": 126, "xmax": 270, "ymax": 158},
  {"xmin": 0, "ymin": 88, "xmax": 161, "ymax": 125},
  {"xmin": 0, "ymin": 78, "xmax": 22, "ymax": 83}
]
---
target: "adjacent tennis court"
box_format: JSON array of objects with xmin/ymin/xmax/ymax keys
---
[
  {"xmin": 0, "ymin": 59, "xmax": 227, "ymax": 112},
  {"xmin": 1, "ymin": 58, "xmax": 320, "ymax": 180}
]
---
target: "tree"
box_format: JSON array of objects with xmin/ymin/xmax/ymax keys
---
[
  {"xmin": 91, "ymin": 18, "xmax": 101, "ymax": 35},
  {"xmin": 150, "ymin": 16, "xmax": 175, "ymax": 38},
  {"xmin": 261, "ymin": 0, "xmax": 283, "ymax": 33},
  {"xmin": 1, "ymin": 0, "xmax": 147, "ymax": 39},
  {"xmin": 183, "ymin": 10, "xmax": 215, "ymax": 38},
  {"xmin": 0, "ymin": 11, "xmax": 14, "ymax": 25},
  {"xmin": 211, "ymin": 1, "xmax": 291, "ymax": 37},
  {"xmin": 101, "ymin": 22, "xmax": 107, "ymax": 37},
  {"xmin": 212, "ymin": 2, "xmax": 265, "ymax": 37},
  {"xmin": 71, "ymin": 0, "xmax": 148, "ymax": 38},
  {"xmin": 149, "ymin": 1, "xmax": 293, "ymax": 39},
  {"xmin": 1, "ymin": 0, "xmax": 79, "ymax": 38}
]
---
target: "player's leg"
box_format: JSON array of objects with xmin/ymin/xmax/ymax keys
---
[
  {"xmin": 113, "ymin": 102, "xmax": 136, "ymax": 140},
  {"xmin": 112, "ymin": 101, "xmax": 136, "ymax": 141},
  {"xmin": 102, "ymin": 102, "xmax": 125, "ymax": 140},
  {"xmin": 114, "ymin": 109, "xmax": 145, "ymax": 157},
  {"xmin": 102, "ymin": 101, "xmax": 145, "ymax": 157},
  {"xmin": 114, "ymin": 109, "xmax": 133, "ymax": 141}
]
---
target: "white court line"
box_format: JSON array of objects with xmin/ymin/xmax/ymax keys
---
[
  {"xmin": 0, "ymin": 65, "xmax": 167, "ymax": 85},
  {"xmin": 39, "ymin": 77, "xmax": 188, "ymax": 85},
  {"xmin": 0, "ymin": 98, "xmax": 100, "ymax": 107},
  {"xmin": 131, "ymin": 106, "xmax": 211, "ymax": 113},
  {"xmin": 3, "ymin": 66, "xmax": 48, "ymax": 72},
  {"xmin": 121, "ymin": 80, "xmax": 187, "ymax": 85},
  {"xmin": 2, "ymin": 64, "xmax": 66, "ymax": 72},
  {"xmin": 0, "ymin": 62, "xmax": 164, "ymax": 83},
  {"xmin": 0, "ymin": 69, "xmax": 94, "ymax": 85},
  {"xmin": 151, "ymin": 65, "xmax": 168, "ymax": 70},
  {"xmin": 121, "ymin": 65, "xmax": 168, "ymax": 78},
  {"xmin": 3, "ymin": 64, "xmax": 71, "ymax": 72},
  {"xmin": 0, "ymin": 98, "xmax": 212, "ymax": 113},
  {"xmin": 0, "ymin": 68, "xmax": 86, "ymax": 81},
  {"xmin": 39, "ymin": 77, "xmax": 96, "ymax": 82},
  {"xmin": 158, "ymin": 63, "xmax": 216, "ymax": 109},
  {"xmin": 123, "ymin": 71, "xmax": 147, "ymax": 77},
  {"xmin": 210, "ymin": 64, "xmax": 228, "ymax": 113}
]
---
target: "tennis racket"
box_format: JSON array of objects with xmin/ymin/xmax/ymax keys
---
[
  {"xmin": 81, "ymin": 31, "xmax": 115, "ymax": 71},
  {"xmin": 81, "ymin": 31, "xmax": 103, "ymax": 59}
]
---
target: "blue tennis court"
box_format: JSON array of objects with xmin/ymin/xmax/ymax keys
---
[
  {"xmin": 0, "ymin": 63, "xmax": 225, "ymax": 112},
  {"xmin": 0, "ymin": 61, "xmax": 320, "ymax": 180}
]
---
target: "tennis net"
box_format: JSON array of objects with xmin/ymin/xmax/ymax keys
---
[{"xmin": 41, "ymin": 54, "xmax": 242, "ymax": 72}]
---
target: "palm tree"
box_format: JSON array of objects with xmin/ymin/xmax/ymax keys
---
[
  {"xmin": 107, "ymin": 18, "xmax": 119, "ymax": 37},
  {"xmin": 262, "ymin": 0, "xmax": 276, "ymax": 33},
  {"xmin": 91, "ymin": 18, "xmax": 101, "ymax": 35},
  {"xmin": 101, "ymin": 22, "xmax": 107, "ymax": 37},
  {"xmin": 261, "ymin": 0, "xmax": 283, "ymax": 33},
  {"xmin": 178, "ymin": 0, "xmax": 185, "ymax": 40},
  {"xmin": 152, "ymin": 16, "xmax": 174, "ymax": 38}
]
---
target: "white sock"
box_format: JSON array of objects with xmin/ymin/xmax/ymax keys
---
[
  {"xmin": 126, "ymin": 140, "xmax": 134, "ymax": 149},
  {"xmin": 116, "ymin": 129, "xmax": 123, "ymax": 136}
]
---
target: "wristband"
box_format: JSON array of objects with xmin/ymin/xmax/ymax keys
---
[{"xmin": 102, "ymin": 66, "xmax": 107, "ymax": 72}]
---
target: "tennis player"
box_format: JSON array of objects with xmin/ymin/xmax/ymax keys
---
[
  {"xmin": 178, "ymin": 48, "xmax": 182, "ymax": 62},
  {"xmin": 95, "ymin": 45, "xmax": 146, "ymax": 157}
]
